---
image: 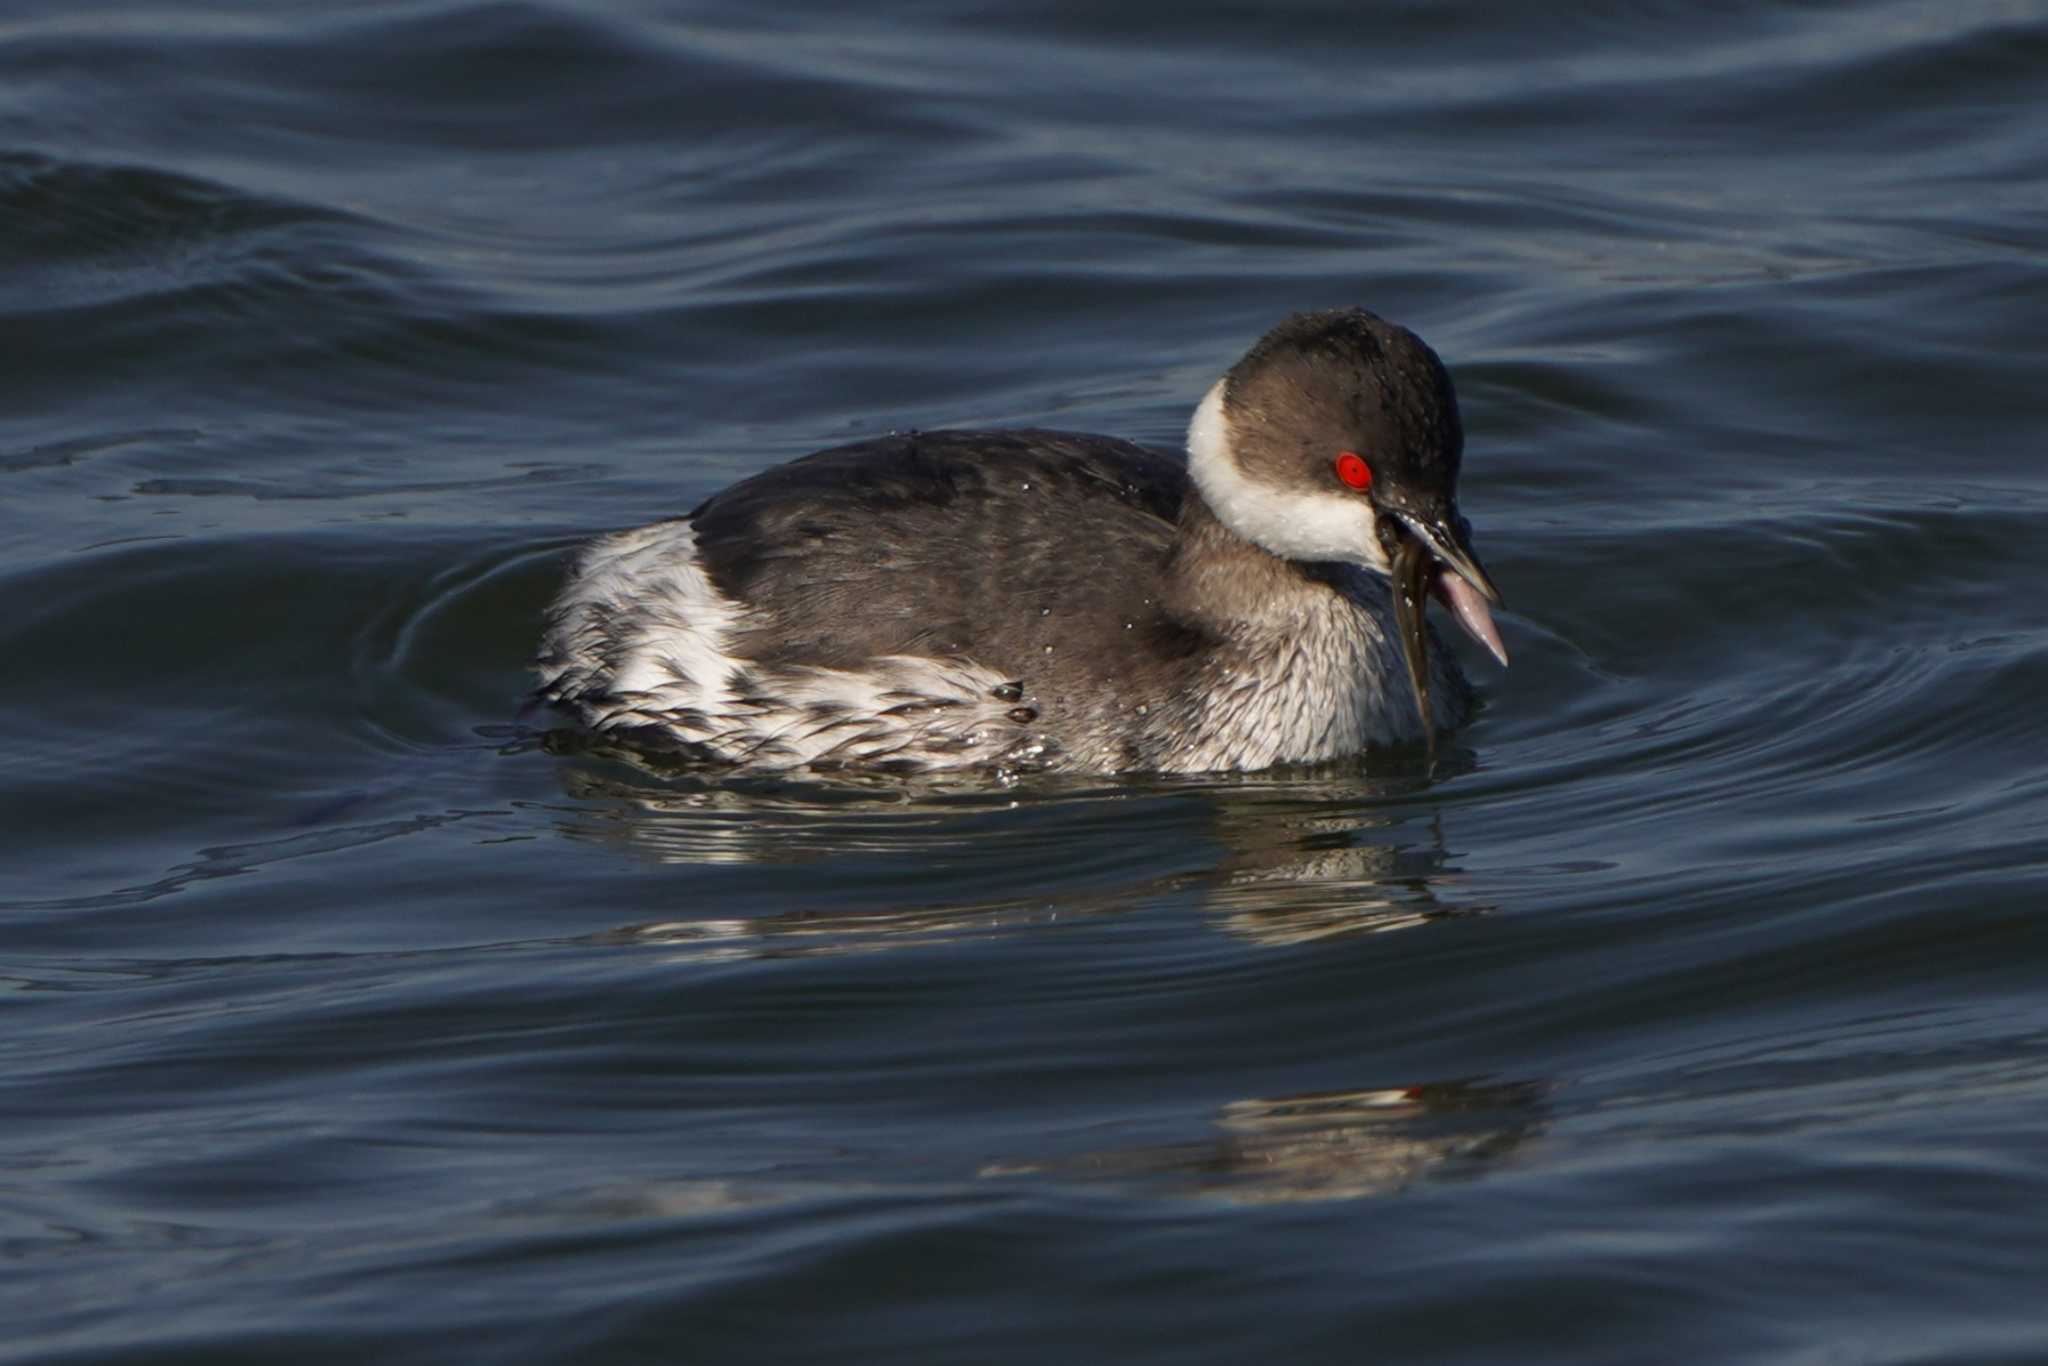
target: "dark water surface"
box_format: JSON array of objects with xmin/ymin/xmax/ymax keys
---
[{"xmin": 5, "ymin": 2, "xmax": 2046, "ymax": 1361}]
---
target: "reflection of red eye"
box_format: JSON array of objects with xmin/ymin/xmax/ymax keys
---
[{"xmin": 1334, "ymin": 452, "xmax": 1372, "ymax": 490}]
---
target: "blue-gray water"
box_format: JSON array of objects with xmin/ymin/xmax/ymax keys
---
[{"xmin": 4, "ymin": 3, "xmax": 2046, "ymax": 1362}]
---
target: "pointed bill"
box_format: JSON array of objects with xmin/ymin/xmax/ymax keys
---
[
  {"xmin": 1439, "ymin": 573, "xmax": 1508, "ymax": 668},
  {"xmin": 1395, "ymin": 510, "xmax": 1509, "ymax": 668}
]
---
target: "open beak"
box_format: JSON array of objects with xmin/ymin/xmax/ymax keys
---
[{"xmin": 1384, "ymin": 509, "xmax": 1507, "ymax": 749}]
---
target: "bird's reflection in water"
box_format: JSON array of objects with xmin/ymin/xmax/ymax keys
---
[
  {"xmin": 984, "ymin": 1079, "xmax": 1546, "ymax": 1204},
  {"xmin": 543, "ymin": 741, "xmax": 1530, "ymax": 1204},
  {"xmin": 546, "ymin": 734, "xmax": 1490, "ymax": 954},
  {"xmin": 493, "ymin": 1081, "xmax": 1545, "ymax": 1217},
  {"xmin": 1196, "ymin": 786, "xmax": 1488, "ymax": 945}
]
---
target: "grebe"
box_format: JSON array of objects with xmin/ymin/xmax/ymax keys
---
[{"xmin": 535, "ymin": 308, "xmax": 1506, "ymax": 773}]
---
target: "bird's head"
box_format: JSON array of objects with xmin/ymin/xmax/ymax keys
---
[{"xmin": 1187, "ymin": 308, "xmax": 1506, "ymax": 735}]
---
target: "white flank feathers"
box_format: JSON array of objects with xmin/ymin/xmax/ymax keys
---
[{"xmin": 536, "ymin": 519, "xmax": 1043, "ymax": 770}]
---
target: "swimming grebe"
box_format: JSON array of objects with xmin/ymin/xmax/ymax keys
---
[{"xmin": 535, "ymin": 308, "xmax": 1506, "ymax": 773}]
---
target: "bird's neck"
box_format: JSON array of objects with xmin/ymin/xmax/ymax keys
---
[{"xmin": 1166, "ymin": 486, "xmax": 1345, "ymax": 631}]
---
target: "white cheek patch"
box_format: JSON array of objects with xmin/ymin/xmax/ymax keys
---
[{"xmin": 1185, "ymin": 380, "xmax": 1389, "ymax": 571}]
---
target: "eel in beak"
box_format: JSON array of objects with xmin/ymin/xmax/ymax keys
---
[{"xmin": 1385, "ymin": 510, "xmax": 1507, "ymax": 756}]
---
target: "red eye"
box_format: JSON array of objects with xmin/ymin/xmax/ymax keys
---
[{"xmin": 1334, "ymin": 452, "xmax": 1372, "ymax": 490}]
